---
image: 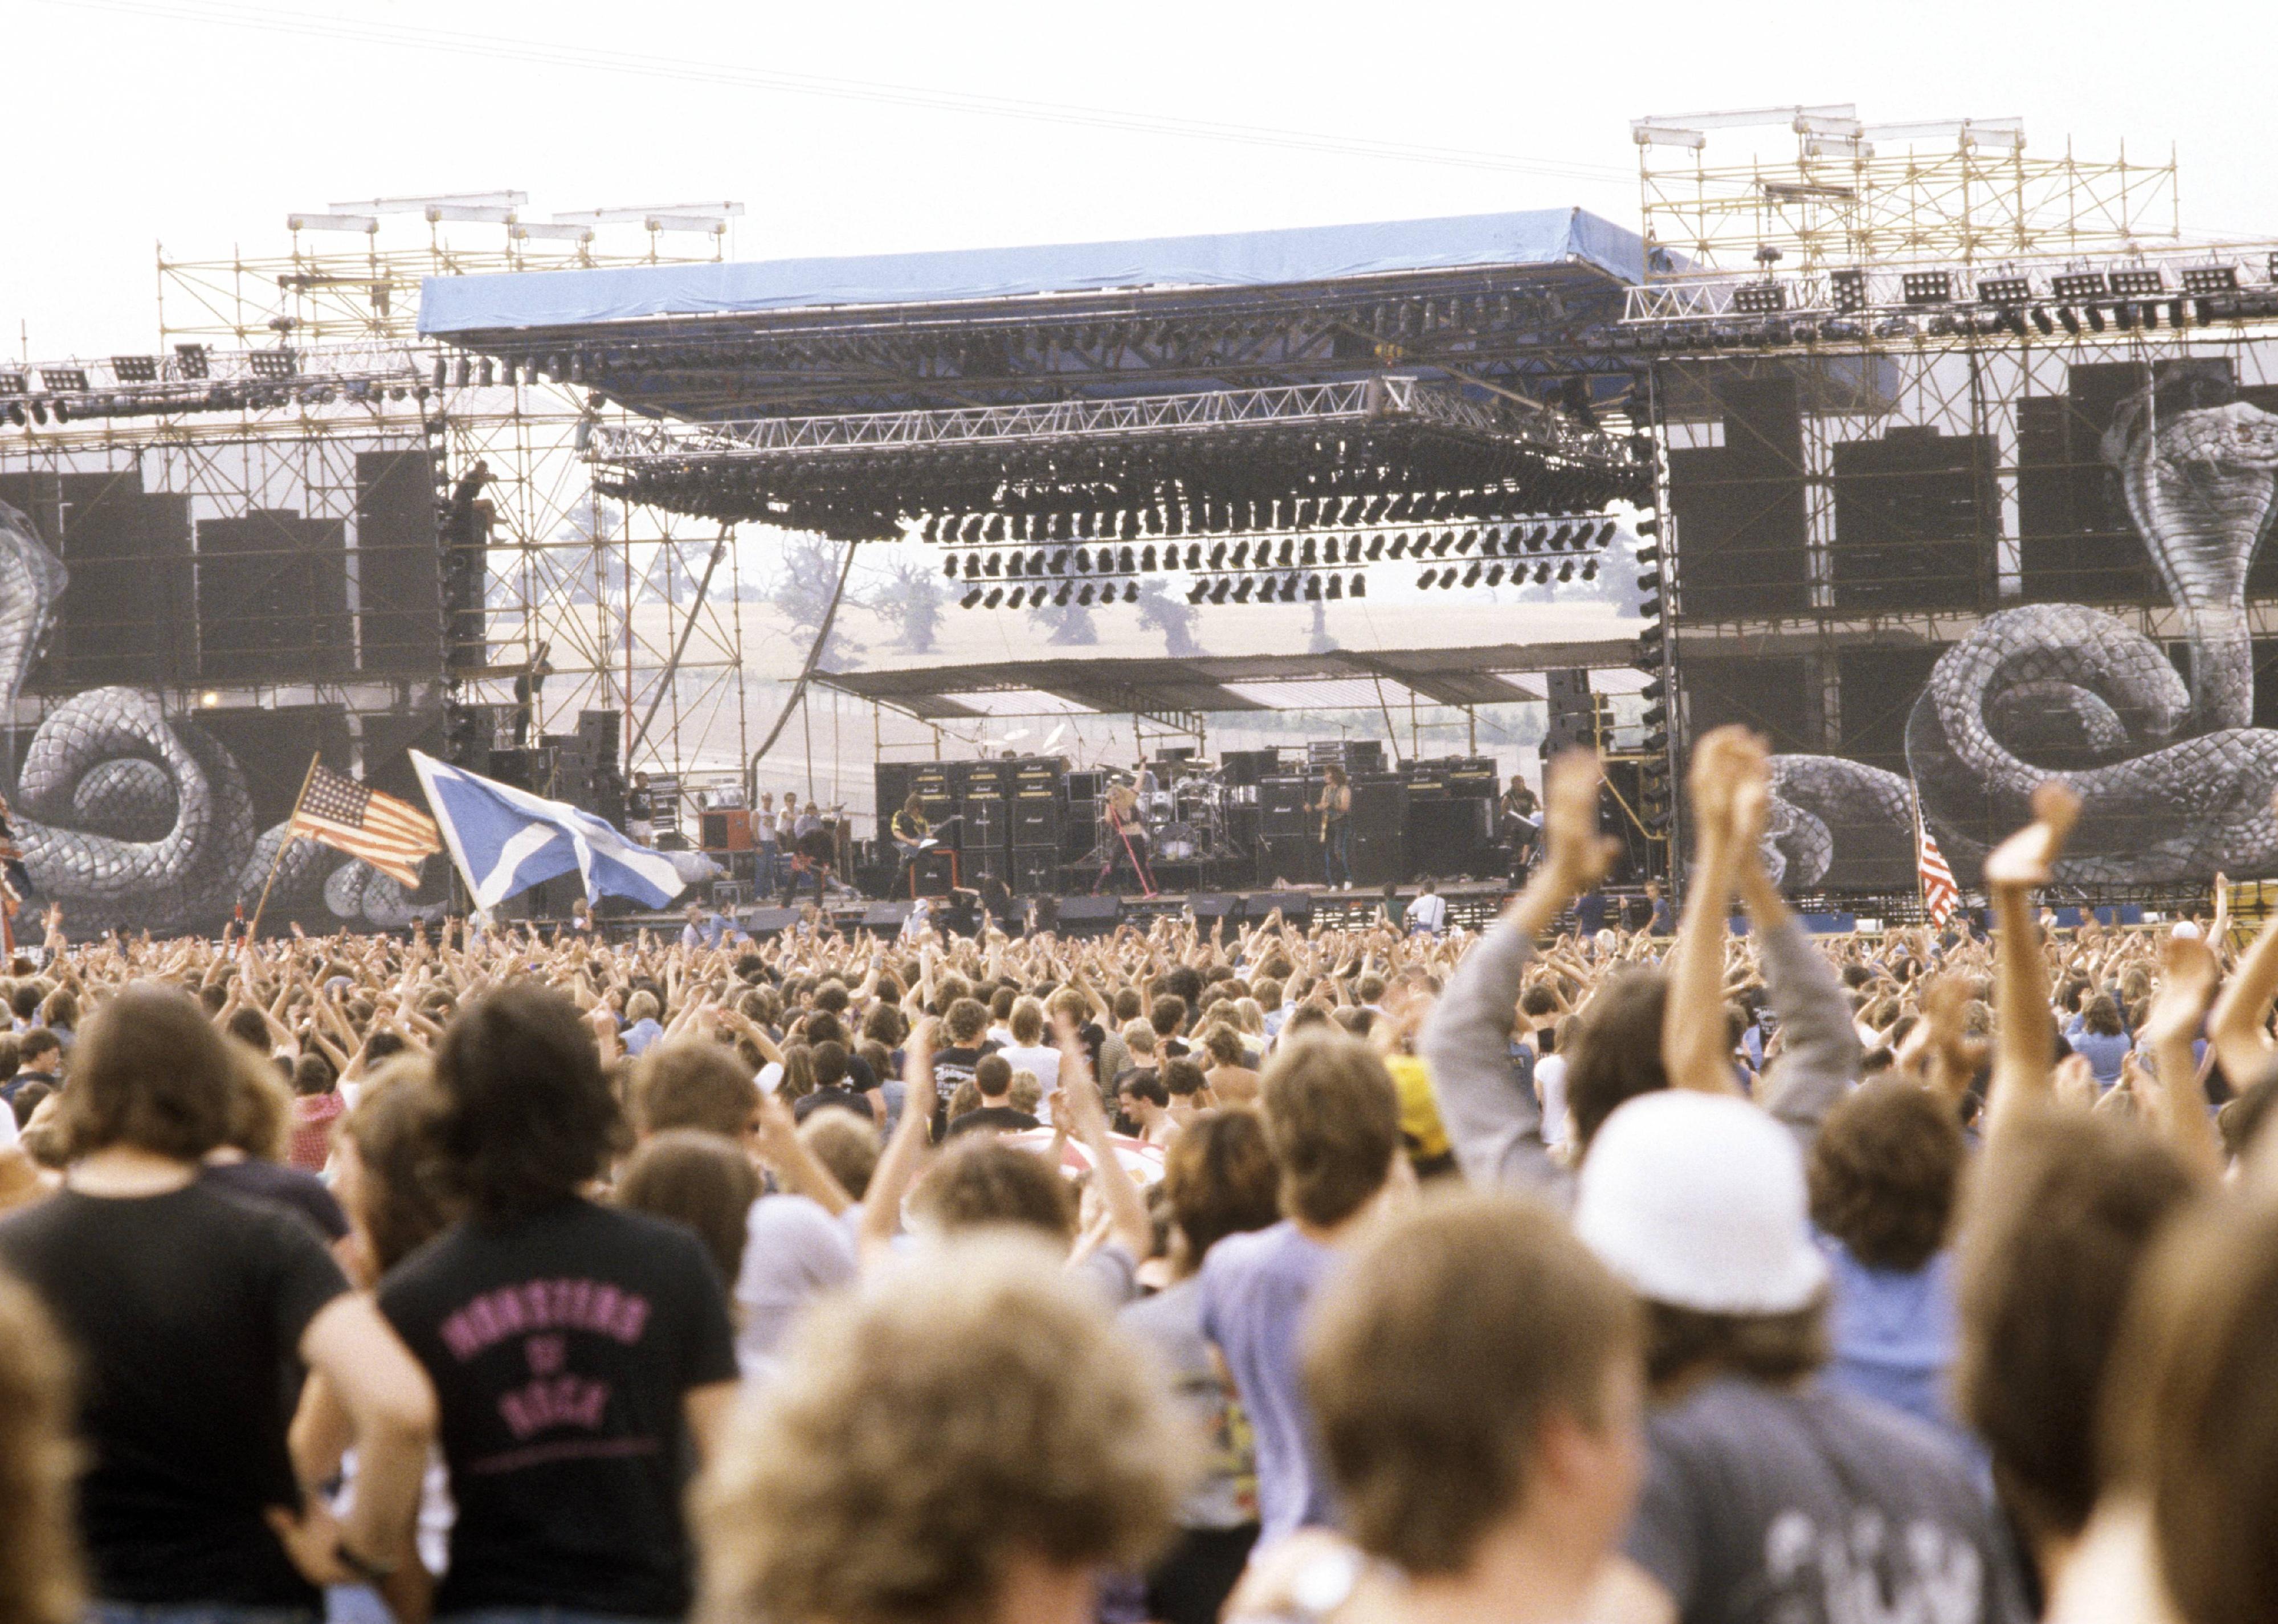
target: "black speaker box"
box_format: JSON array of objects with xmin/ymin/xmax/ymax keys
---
[
  {"xmin": 1349, "ymin": 777, "xmax": 1409, "ymax": 887},
  {"xmin": 742, "ymin": 906, "xmax": 802, "ymax": 935},
  {"xmin": 1189, "ymin": 892, "xmax": 1242, "ymax": 920},
  {"xmin": 1244, "ymin": 891, "xmax": 1311, "ymax": 920},
  {"xmin": 1407, "ymin": 796, "xmax": 1493, "ymax": 879},
  {"xmin": 1260, "ymin": 776, "xmax": 1311, "ymax": 839},
  {"xmin": 1056, "ymin": 894, "xmax": 1123, "ymax": 925},
  {"xmin": 862, "ymin": 901, "xmax": 913, "ymax": 930},
  {"xmin": 1012, "ymin": 847, "xmax": 1059, "ymax": 895}
]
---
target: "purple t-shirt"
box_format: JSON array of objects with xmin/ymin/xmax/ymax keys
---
[{"xmin": 1196, "ymin": 1219, "xmax": 1338, "ymax": 1543}]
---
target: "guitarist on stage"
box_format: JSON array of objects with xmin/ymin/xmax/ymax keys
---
[
  {"xmin": 891, "ymin": 794, "xmax": 934, "ymax": 896},
  {"xmin": 1313, "ymin": 763, "xmax": 1353, "ymax": 889}
]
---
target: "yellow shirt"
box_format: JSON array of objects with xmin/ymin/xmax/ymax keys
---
[{"xmin": 1383, "ymin": 1053, "xmax": 1451, "ymax": 1164}]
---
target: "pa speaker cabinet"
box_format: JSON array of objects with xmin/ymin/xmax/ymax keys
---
[
  {"xmin": 1349, "ymin": 777, "xmax": 1410, "ymax": 887},
  {"xmin": 1011, "ymin": 846, "xmax": 1060, "ymax": 896}
]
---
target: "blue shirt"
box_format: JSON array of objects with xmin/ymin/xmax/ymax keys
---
[
  {"xmin": 622, "ymin": 1017, "xmax": 666, "ymax": 1057},
  {"xmin": 1197, "ymin": 1220, "xmax": 1338, "ymax": 1543},
  {"xmin": 1817, "ymin": 1237, "xmax": 1976, "ymax": 1459},
  {"xmin": 2064, "ymin": 1023, "xmax": 2132, "ymax": 1087}
]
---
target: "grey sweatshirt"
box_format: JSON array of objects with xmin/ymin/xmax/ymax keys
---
[{"xmin": 1421, "ymin": 909, "xmax": 1861, "ymax": 1205}]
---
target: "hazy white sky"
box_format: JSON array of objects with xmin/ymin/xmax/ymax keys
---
[{"xmin": 3, "ymin": 0, "xmax": 2269, "ymax": 360}]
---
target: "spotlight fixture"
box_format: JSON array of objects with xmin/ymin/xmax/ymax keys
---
[
  {"xmin": 983, "ymin": 553, "xmax": 1002, "ymax": 577},
  {"xmin": 1417, "ymin": 568, "xmax": 1438, "ymax": 589},
  {"xmin": 2086, "ymin": 304, "xmax": 2106, "ymax": 333},
  {"xmin": 941, "ymin": 555, "xmax": 958, "ymax": 578},
  {"xmin": 1276, "ymin": 538, "xmax": 1294, "ymax": 568},
  {"xmin": 961, "ymin": 588, "xmax": 982, "ymax": 609},
  {"xmin": 983, "ymin": 587, "xmax": 1003, "ymax": 609},
  {"xmin": 1006, "ymin": 586, "xmax": 1027, "ymax": 609},
  {"xmin": 1366, "ymin": 534, "xmax": 1385, "ymax": 561},
  {"xmin": 1141, "ymin": 544, "xmax": 1157, "ymax": 572},
  {"xmin": 2059, "ymin": 307, "xmax": 2081, "ymax": 335},
  {"xmin": 2030, "ymin": 307, "xmax": 2055, "ymax": 336},
  {"xmin": 962, "ymin": 555, "xmax": 981, "ymax": 580},
  {"xmin": 1055, "ymin": 582, "xmax": 1073, "ymax": 607},
  {"xmin": 1232, "ymin": 577, "xmax": 1254, "ymax": 602},
  {"xmin": 1387, "ymin": 534, "xmax": 1409, "ymax": 560},
  {"xmin": 1325, "ymin": 574, "xmax": 1343, "ymax": 600},
  {"xmin": 1463, "ymin": 562, "xmax": 1483, "ymax": 588},
  {"xmin": 1185, "ymin": 544, "xmax": 1204, "ymax": 570},
  {"xmin": 1122, "ymin": 582, "xmax": 1137, "ymax": 603},
  {"xmin": 1077, "ymin": 584, "xmax": 1096, "ymax": 606},
  {"xmin": 1209, "ymin": 578, "xmax": 1230, "ymax": 604},
  {"xmin": 1484, "ymin": 564, "xmax": 1505, "ymax": 587},
  {"xmin": 1304, "ymin": 574, "xmax": 1322, "ymax": 601},
  {"xmin": 1230, "ymin": 540, "xmax": 1250, "ymax": 568},
  {"xmin": 1351, "ymin": 574, "xmax": 1366, "ymax": 598}
]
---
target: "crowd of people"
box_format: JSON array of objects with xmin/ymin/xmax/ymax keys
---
[{"xmin": 0, "ymin": 725, "xmax": 2272, "ymax": 1624}]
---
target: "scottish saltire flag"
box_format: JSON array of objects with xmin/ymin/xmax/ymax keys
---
[{"xmin": 410, "ymin": 750, "xmax": 687, "ymax": 909}]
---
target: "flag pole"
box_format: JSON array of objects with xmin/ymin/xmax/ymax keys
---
[{"xmin": 248, "ymin": 752, "xmax": 322, "ymax": 944}]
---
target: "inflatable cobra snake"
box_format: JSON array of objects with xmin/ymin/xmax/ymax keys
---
[
  {"xmin": 0, "ymin": 498, "xmax": 433, "ymax": 932},
  {"xmin": 1766, "ymin": 390, "xmax": 2278, "ymax": 888}
]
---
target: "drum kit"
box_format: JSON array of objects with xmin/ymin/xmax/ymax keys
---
[{"xmin": 1103, "ymin": 762, "xmax": 1233, "ymax": 864}]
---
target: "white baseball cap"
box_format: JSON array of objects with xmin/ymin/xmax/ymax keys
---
[{"xmin": 1574, "ymin": 1091, "xmax": 1828, "ymax": 1316}]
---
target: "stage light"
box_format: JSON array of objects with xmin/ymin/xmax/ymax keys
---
[
  {"xmin": 1185, "ymin": 544, "xmax": 1204, "ymax": 570},
  {"xmin": 1283, "ymin": 576, "xmax": 1303, "ymax": 602},
  {"xmin": 1533, "ymin": 562, "xmax": 1552, "ymax": 584},
  {"xmin": 2182, "ymin": 265, "xmax": 2239, "ymax": 295},
  {"xmin": 1634, "ymin": 516, "xmax": 1659, "ymax": 540},
  {"xmin": 941, "ymin": 554, "xmax": 958, "ymax": 579},
  {"xmin": 2087, "ymin": 304, "xmax": 2107, "ymax": 332},
  {"xmin": 961, "ymin": 555, "xmax": 979, "ymax": 580},
  {"xmin": 1365, "ymin": 535, "xmax": 1385, "ymax": 561},
  {"xmin": 1276, "ymin": 538, "xmax": 1294, "ymax": 568},
  {"xmin": 2195, "ymin": 299, "xmax": 2219, "ymax": 327},
  {"xmin": 2168, "ymin": 299, "xmax": 2186, "ymax": 328},
  {"xmin": 432, "ymin": 356, "xmax": 448, "ymax": 389},
  {"xmin": 1634, "ymin": 624, "xmax": 1665, "ymax": 670},
  {"xmin": 1055, "ymin": 582, "xmax": 1073, "ymax": 606},
  {"xmin": 1304, "ymin": 574, "xmax": 1323, "ymax": 601},
  {"xmin": 2057, "ymin": 307, "xmax": 2081, "ymax": 335},
  {"xmin": 1581, "ymin": 559, "xmax": 1599, "ymax": 581},
  {"xmin": 1186, "ymin": 581, "xmax": 1206, "ymax": 604},
  {"xmin": 1431, "ymin": 532, "xmax": 1455, "ymax": 557},
  {"xmin": 2140, "ymin": 301, "xmax": 2160, "ymax": 329},
  {"xmin": 1208, "ymin": 578, "xmax": 1230, "ymax": 604},
  {"xmin": 983, "ymin": 553, "xmax": 1002, "ymax": 577},
  {"xmin": 1454, "ymin": 531, "xmax": 1475, "ymax": 556},
  {"xmin": 1418, "ymin": 569, "xmax": 1438, "ymax": 589},
  {"xmin": 1122, "ymin": 582, "xmax": 1137, "ymax": 603},
  {"xmin": 1233, "ymin": 577, "xmax": 1254, "ymax": 602},
  {"xmin": 1230, "ymin": 540, "xmax": 1250, "ymax": 568},
  {"xmin": 1300, "ymin": 537, "xmax": 1317, "ymax": 566},
  {"xmin": 1079, "ymin": 584, "xmax": 1096, "ymax": 606},
  {"xmin": 1006, "ymin": 586, "xmax": 1027, "ymax": 609},
  {"xmin": 30, "ymin": 402, "xmax": 46, "ymax": 426},
  {"xmin": 2030, "ymin": 307, "xmax": 2055, "ymax": 336},
  {"xmin": 1209, "ymin": 541, "xmax": 1227, "ymax": 569},
  {"xmin": 983, "ymin": 587, "xmax": 1003, "ymax": 609},
  {"xmin": 1140, "ymin": 545, "xmax": 1157, "ymax": 572},
  {"xmin": 453, "ymin": 357, "xmax": 472, "ymax": 387},
  {"xmin": 1325, "ymin": 574, "xmax": 1343, "ymax": 600},
  {"xmin": 1350, "ymin": 574, "xmax": 1366, "ymax": 598},
  {"xmin": 1639, "ymin": 589, "xmax": 1663, "ymax": 618},
  {"xmin": 1387, "ymin": 534, "xmax": 1409, "ymax": 560},
  {"xmin": 1118, "ymin": 545, "xmax": 1135, "ymax": 572},
  {"xmin": 1007, "ymin": 553, "xmax": 1026, "ymax": 579},
  {"xmin": 477, "ymin": 358, "xmax": 495, "ymax": 387},
  {"xmin": 2116, "ymin": 303, "xmax": 2137, "ymax": 330},
  {"xmin": 1484, "ymin": 564, "xmax": 1504, "ymax": 587},
  {"xmin": 4, "ymin": 405, "xmax": 21, "ymax": 427}
]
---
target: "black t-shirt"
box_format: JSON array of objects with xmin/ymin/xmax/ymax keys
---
[
  {"xmin": 378, "ymin": 1198, "xmax": 740, "ymax": 1618},
  {"xmin": 933, "ymin": 1044, "xmax": 987, "ymax": 1092},
  {"xmin": 946, "ymin": 1104, "xmax": 1040, "ymax": 1138},
  {"xmin": 0, "ymin": 1183, "xmax": 349, "ymax": 1606},
  {"xmin": 794, "ymin": 1084, "xmax": 873, "ymax": 1123},
  {"xmin": 202, "ymin": 1157, "xmax": 350, "ymax": 1242}
]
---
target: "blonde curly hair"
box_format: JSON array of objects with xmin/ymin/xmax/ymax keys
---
[
  {"xmin": 695, "ymin": 1237, "xmax": 1194, "ymax": 1624},
  {"xmin": 0, "ymin": 1271, "xmax": 82, "ymax": 1624}
]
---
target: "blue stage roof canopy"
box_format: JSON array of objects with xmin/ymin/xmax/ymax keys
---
[{"xmin": 420, "ymin": 207, "xmax": 1651, "ymax": 334}]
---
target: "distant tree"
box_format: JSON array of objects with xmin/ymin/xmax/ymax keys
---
[
  {"xmin": 1307, "ymin": 595, "xmax": 1336, "ymax": 654},
  {"xmin": 758, "ymin": 532, "xmax": 859, "ymax": 668},
  {"xmin": 1028, "ymin": 593, "xmax": 1099, "ymax": 647},
  {"xmin": 1135, "ymin": 580, "xmax": 1202, "ymax": 657},
  {"xmin": 867, "ymin": 556, "xmax": 949, "ymax": 654}
]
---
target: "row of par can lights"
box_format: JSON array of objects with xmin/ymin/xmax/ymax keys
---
[{"xmin": 944, "ymin": 516, "xmax": 1622, "ymax": 586}]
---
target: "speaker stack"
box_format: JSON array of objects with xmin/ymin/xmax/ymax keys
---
[
  {"xmin": 961, "ymin": 760, "xmax": 1011, "ymax": 888},
  {"xmin": 1011, "ymin": 761, "xmax": 1064, "ymax": 895}
]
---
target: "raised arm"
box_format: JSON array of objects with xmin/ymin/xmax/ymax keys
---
[
  {"xmin": 1419, "ymin": 749, "xmax": 1618, "ymax": 1192},
  {"xmin": 858, "ymin": 1023, "xmax": 937, "ymax": 1264},
  {"xmin": 2138, "ymin": 935, "xmax": 2225, "ymax": 1183},
  {"xmin": 1734, "ymin": 815, "xmax": 1863, "ymax": 1137},
  {"xmin": 1053, "ymin": 1015, "xmax": 1152, "ymax": 1262},
  {"xmin": 1661, "ymin": 727, "xmax": 1758, "ymax": 1096},
  {"xmin": 2208, "ymin": 806, "xmax": 2278, "ymax": 1082},
  {"xmin": 1982, "ymin": 781, "xmax": 2081, "ymax": 1150}
]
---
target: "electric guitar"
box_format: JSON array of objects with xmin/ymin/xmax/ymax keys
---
[{"xmin": 894, "ymin": 813, "xmax": 961, "ymax": 860}]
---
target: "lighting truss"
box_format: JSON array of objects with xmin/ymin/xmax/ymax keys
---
[
  {"xmin": 590, "ymin": 376, "xmax": 1650, "ymax": 536},
  {"xmin": 0, "ymin": 341, "xmax": 429, "ymax": 429},
  {"xmin": 1611, "ymin": 240, "xmax": 2278, "ymax": 356}
]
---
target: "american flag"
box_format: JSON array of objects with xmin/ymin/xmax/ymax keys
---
[
  {"xmin": 1917, "ymin": 806, "xmax": 1959, "ymax": 928},
  {"xmin": 288, "ymin": 764, "xmax": 442, "ymax": 888}
]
